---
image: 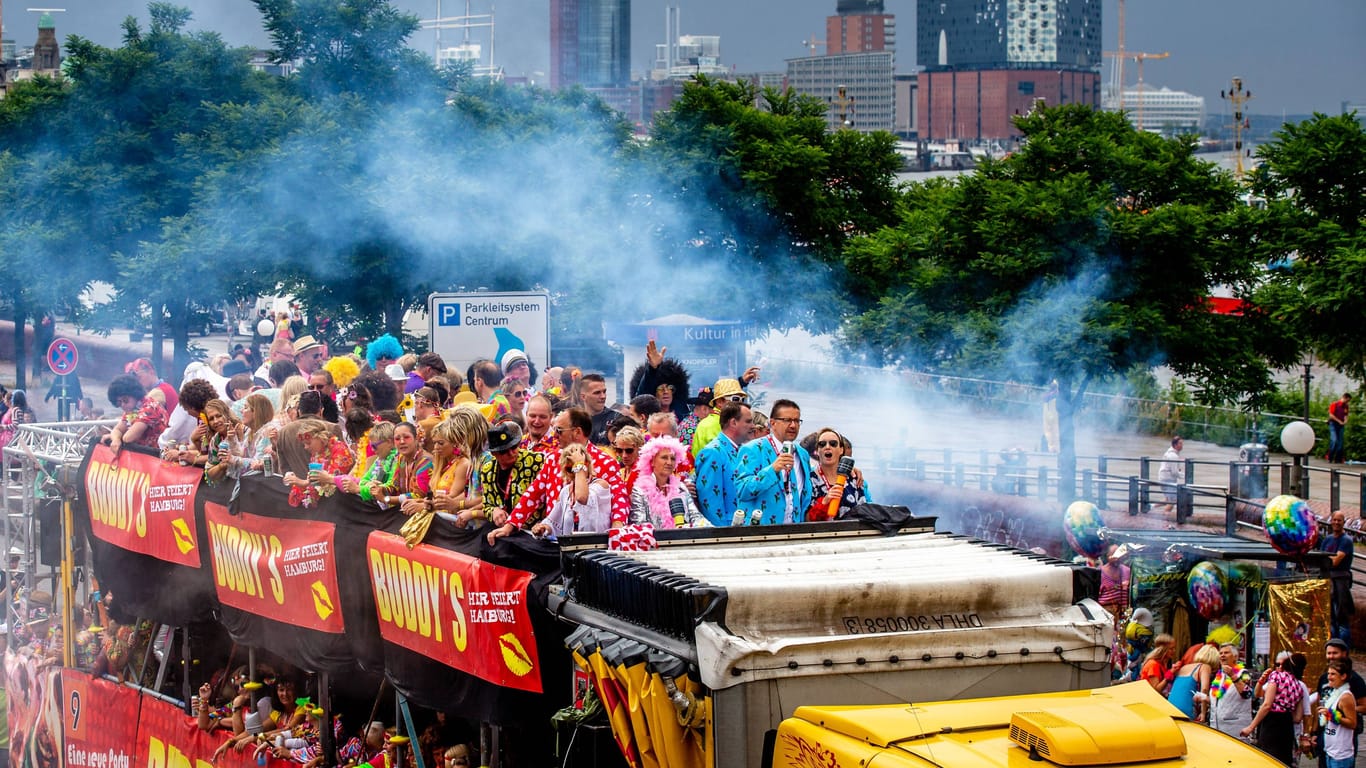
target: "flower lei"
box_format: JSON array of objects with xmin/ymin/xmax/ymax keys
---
[{"xmin": 1210, "ymin": 664, "xmax": 1248, "ymax": 700}]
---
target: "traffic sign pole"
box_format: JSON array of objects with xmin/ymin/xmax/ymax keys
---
[{"xmin": 46, "ymin": 338, "xmax": 79, "ymax": 421}]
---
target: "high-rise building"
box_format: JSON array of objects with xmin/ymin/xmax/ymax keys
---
[
  {"xmin": 783, "ymin": 1, "xmax": 897, "ymax": 133},
  {"xmin": 551, "ymin": 0, "xmax": 630, "ymax": 90},
  {"xmin": 787, "ymin": 51, "xmax": 895, "ymax": 133},
  {"xmin": 916, "ymin": 0, "xmax": 1101, "ymax": 140},
  {"xmin": 827, "ymin": 0, "xmax": 895, "ymax": 55}
]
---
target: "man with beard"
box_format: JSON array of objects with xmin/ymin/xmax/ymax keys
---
[{"xmin": 479, "ymin": 423, "xmax": 547, "ymax": 526}]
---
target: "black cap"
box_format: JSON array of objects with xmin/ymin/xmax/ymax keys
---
[
  {"xmin": 418, "ymin": 352, "xmax": 447, "ymax": 374},
  {"xmin": 222, "ymin": 359, "xmax": 251, "ymax": 378},
  {"xmin": 686, "ymin": 387, "xmax": 713, "ymax": 406},
  {"xmin": 487, "ymin": 422, "xmax": 522, "ymax": 453}
]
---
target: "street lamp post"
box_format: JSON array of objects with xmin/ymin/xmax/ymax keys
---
[{"xmin": 1280, "ymin": 421, "xmax": 1316, "ymax": 498}]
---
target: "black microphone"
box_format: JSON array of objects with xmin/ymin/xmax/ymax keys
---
[{"xmin": 669, "ymin": 497, "xmax": 687, "ymax": 527}]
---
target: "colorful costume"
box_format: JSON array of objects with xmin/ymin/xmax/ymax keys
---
[
  {"xmin": 694, "ymin": 432, "xmax": 741, "ymax": 526},
  {"xmin": 734, "ymin": 437, "xmax": 814, "ymax": 525}
]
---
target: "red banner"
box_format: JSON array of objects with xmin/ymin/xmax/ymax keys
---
[
  {"xmin": 367, "ymin": 531, "xmax": 542, "ymax": 693},
  {"xmin": 205, "ymin": 503, "xmax": 344, "ymax": 633},
  {"xmin": 85, "ymin": 444, "xmax": 202, "ymax": 568},
  {"xmin": 61, "ymin": 669, "xmax": 141, "ymax": 768},
  {"xmin": 135, "ymin": 692, "xmax": 292, "ymax": 768}
]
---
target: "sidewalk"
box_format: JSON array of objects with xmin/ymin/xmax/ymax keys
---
[{"xmin": 0, "ymin": 318, "xmax": 243, "ymax": 421}]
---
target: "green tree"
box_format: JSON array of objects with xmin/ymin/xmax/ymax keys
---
[
  {"xmin": 646, "ymin": 76, "xmax": 903, "ymax": 329},
  {"xmin": 841, "ymin": 104, "xmax": 1298, "ymax": 497},
  {"xmin": 1250, "ymin": 112, "xmax": 1366, "ymax": 381},
  {"xmin": 51, "ymin": 4, "xmax": 283, "ymax": 375}
]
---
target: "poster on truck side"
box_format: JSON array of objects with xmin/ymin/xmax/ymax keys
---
[{"xmin": 427, "ymin": 292, "xmax": 549, "ymax": 379}]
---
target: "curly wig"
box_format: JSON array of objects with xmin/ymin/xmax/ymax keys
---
[
  {"xmin": 365, "ymin": 334, "xmax": 404, "ymax": 371},
  {"xmin": 106, "ymin": 375, "xmax": 146, "ymax": 407},
  {"xmin": 634, "ymin": 435, "xmax": 688, "ymax": 477},
  {"xmin": 323, "ymin": 356, "xmax": 361, "ymax": 388},
  {"xmin": 627, "ymin": 358, "xmax": 690, "ymax": 403}
]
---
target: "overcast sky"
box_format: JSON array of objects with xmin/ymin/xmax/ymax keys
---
[{"xmin": 4, "ymin": 0, "xmax": 1362, "ymax": 115}]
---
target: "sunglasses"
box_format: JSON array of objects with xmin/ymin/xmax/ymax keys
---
[
  {"xmin": 308, "ymin": 385, "xmax": 327, "ymax": 391},
  {"xmin": 816, "ymin": 440, "xmax": 840, "ymax": 448},
  {"xmin": 614, "ymin": 446, "xmax": 637, "ymax": 454},
  {"xmin": 721, "ymin": 394, "xmax": 748, "ymax": 403}
]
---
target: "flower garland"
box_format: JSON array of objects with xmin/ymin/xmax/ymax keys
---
[{"xmin": 1210, "ymin": 664, "xmax": 1248, "ymax": 700}]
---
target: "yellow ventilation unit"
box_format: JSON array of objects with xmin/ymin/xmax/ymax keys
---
[{"xmin": 1008, "ymin": 702, "xmax": 1187, "ymax": 766}]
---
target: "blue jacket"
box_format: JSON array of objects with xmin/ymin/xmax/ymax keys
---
[
  {"xmin": 694, "ymin": 432, "xmax": 742, "ymax": 526},
  {"xmin": 735, "ymin": 438, "xmax": 814, "ymax": 525}
]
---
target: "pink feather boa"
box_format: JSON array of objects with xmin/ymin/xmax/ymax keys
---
[{"xmin": 640, "ymin": 473, "xmax": 682, "ymax": 529}]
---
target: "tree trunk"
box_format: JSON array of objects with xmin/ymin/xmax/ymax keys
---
[
  {"xmin": 10, "ymin": 300, "xmax": 26, "ymax": 392},
  {"xmin": 384, "ymin": 297, "xmax": 404, "ymax": 338},
  {"xmin": 169, "ymin": 301, "xmax": 191, "ymax": 380},
  {"xmin": 151, "ymin": 302, "xmax": 165, "ymax": 374}
]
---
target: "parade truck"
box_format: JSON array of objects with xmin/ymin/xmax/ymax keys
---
[{"xmin": 549, "ymin": 515, "xmax": 1115, "ymax": 768}]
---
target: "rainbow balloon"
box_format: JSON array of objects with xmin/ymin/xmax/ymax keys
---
[
  {"xmin": 1063, "ymin": 500, "xmax": 1106, "ymax": 559},
  {"xmin": 1187, "ymin": 561, "xmax": 1227, "ymax": 621},
  {"xmin": 1262, "ymin": 495, "xmax": 1318, "ymax": 556}
]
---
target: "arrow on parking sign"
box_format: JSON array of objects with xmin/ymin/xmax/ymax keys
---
[{"xmin": 47, "ymin": 337, "xmax": 79, "ymax": 376}]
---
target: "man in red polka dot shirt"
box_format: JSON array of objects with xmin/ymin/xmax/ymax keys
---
[{"xmin": 487, "ymin": 407, "xmax": 626, "ymax": 544}]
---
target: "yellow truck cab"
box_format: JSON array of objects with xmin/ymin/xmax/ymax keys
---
[{"xmin": 770, "ymin": 681, "xmax": 1282, "ymax": 768}]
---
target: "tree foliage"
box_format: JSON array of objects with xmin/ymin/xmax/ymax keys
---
[
  {"xmin": 646, "ymin": 76, "xmax": 903, "ymax": 330},
  {"xmin": 841, "ymin": 104, "xmax": 1298, "ymax": 496},
  {"xmin": 1250, "ymin": 112, "xmax": 1366, "ymax": 381}
]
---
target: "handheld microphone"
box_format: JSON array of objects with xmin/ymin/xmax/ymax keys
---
[
  {"xmin": 669, "ymin": 497, "xmax": 687, "ymax": 528},
  {"xmin": 827, "ymin": 456, "xmax": 855, "ymax": 519},
  {"xmin": 732, "ymin": 509, "xmax": 746, "ymax": 527},
  {"xmin": 781, "ymin": 441, "xmax": 794, "ymax": 493}
]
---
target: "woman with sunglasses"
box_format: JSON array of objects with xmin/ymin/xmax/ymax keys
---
[
  {"xmin": 284, "ymin": 419, "xmax": 355, "ymax": 507},
  {"xmin": 612, "ymin": 425, "xmax": 646, "ymax": 495},
  {"xmin": 805, "ymin": 428, "xmax": 871, "ymax": 521},
  {"xmin": 1243, "ymin": 650, "xmax": 1304, "ymax": 763}
]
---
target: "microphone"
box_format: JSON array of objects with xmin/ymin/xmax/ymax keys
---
[
  {"xmin": 827, "ymin": 456, "xmax": 855, "ymax": 519},
  {"xmin": 781, "ymin": 441, "xmax": 794, "ymax": 493},
  {"xmin": 669, "ymin": 497, "xmax": 687, "ymax": 528}
]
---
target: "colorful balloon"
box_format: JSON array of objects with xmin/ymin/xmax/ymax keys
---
[
  {"xmin": 1187, "ymin": 561, "xmax": 1227, "ymax": 621},
  {"xmin": 1262, "ymin": 495, "xmax": 1318, "ymax": 556},
  {"xmin": 1063, "ymin": 500, "xmax": 1106, "ymax": 558}
]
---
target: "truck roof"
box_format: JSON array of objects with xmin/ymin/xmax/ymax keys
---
[{"xmin": 557, "ymin": 524, "xmax": 1109, "ymax": 690}]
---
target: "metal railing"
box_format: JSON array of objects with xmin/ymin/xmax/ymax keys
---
[{"xmin": 769, "ymin": 355, "xmax": 1323, "ymax": 448}]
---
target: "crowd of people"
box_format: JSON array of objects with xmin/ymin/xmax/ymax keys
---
[
  {"xmin": 1102, "ymin": 533, "xmax": 1362, "ymax": 768},
  {"xmin": 92, "ymin": 335, "xmax": 874, "ymax": 545}
]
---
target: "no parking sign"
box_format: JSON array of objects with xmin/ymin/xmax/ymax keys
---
[{"xmin": 46, "ymin": 337, "xmax": 79, "ymax": 376}]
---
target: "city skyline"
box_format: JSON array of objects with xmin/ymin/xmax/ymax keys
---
[{"xmin": 1, "ymin": 0, "xmax": 1361, "ymax": 116}]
